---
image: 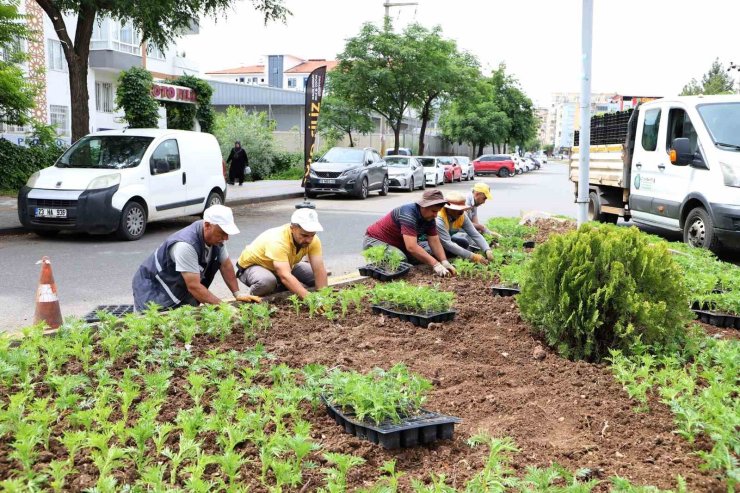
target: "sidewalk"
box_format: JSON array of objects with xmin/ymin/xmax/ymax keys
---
[{"xmin": 0, "ymin": 180, "xmax": 304, "ymax": 235}]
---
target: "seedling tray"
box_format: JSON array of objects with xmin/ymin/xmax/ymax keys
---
[
  {"xmin": 371, "ymin": 304, "xmax": 456, "ymax": 328},
  {"xmin": 523, "ymin": 240, "xmax": 536, "ymax": 248},
  {"xmin": 491, "ymin": 285, "xmax": 521, "ymax": 297},
  {"xmin": 359, "ymin": 262, "xmax": 412, "ymax": 282},
  {"xmin": 692, "ymin": 308, "xmax": 740, "ymax": 329},
  {"xmin": 322, "ymin": 397, "xmax": 461, "ymax": 449},
  {"xmin": 83, "ymin": 304, "xmax": 134, "ymax": 323}
]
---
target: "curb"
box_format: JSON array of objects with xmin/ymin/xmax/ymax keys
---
[{"xmin": 0, "ymin": 192, "xmax": 307, "ymax": 237}]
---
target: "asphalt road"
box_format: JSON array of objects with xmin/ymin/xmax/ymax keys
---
[{"xmin": 0, "ymin": 163, "xmax": 576, "ymax": 332}]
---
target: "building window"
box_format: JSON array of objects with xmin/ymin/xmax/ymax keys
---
[
  {"xmin": 146, "ymin": 44, "xmax": 165, "ymax": 60},
  {"xmin": 49, "ymin": 105, "xmax": 69, "ymax": 136},
  {"xmin": 112, "ymin": 20, "xmax": 141, "ymax": 54},
  {"xmin": 1, "ymin": 37, "xmax": 23, "ymax": 62},
  {"xmin": 47, "ymin": 39, "xmax": 67, "ymax": 71},
  {"xmin": 239, "ymin": 77, "xmax": 245, "ymax": 83},
  {"xmin": 252, "ymin": 77, "xmax": 258, "ymax": 83},
  {"xmin": 287, "ymin": 77, "xmax": 297, "ymax": 88},
  {"xmin": 95, "ymin": 82, "xmax": 114, "ymax": 113}
]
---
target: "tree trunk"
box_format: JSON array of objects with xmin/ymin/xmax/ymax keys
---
[
  {"xmin": 393, "ymin": 118, "xmax": 402, "ymax": 151},
  {"xmin": 417, "ymin": 98, "xmax": 433, "ymax": 156},
  {"xmin": 348, "ymin": 131, "xmax": 354, "ymax": 147},
  {"xmin": 36, "ymin": 0, "xmax": 96, "ymax": 142},
  {"xmin": 477, "ymin": 142, "xmax": 484, "ymax": 157}
]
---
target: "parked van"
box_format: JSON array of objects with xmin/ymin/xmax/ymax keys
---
[{"xmin": 18, "ymin": 129, "xmax": 227, "ymax": 240}]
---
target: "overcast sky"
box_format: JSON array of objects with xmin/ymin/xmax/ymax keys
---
[{"xmin": 179, "ymin": 0, "xmax": 740, "ymax": 106}]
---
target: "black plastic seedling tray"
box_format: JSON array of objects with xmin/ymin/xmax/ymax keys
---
[
  {"xmin": 83, "ymin": 304, "xmax": 135, "ymax": 323},
  {"xmin": 358, "ymin": 262, "xmax": 412, "ymax": 282},
  {"xmin": 371, "ymin": 304, "xmax": 456, "ymax": 328},
  {"xmin": 523, "ymin": 240, "xmax": 536, "ymax": 248},
  {"xmin": 491, "ymin": 285, "xmax": 521, "ymax": 297},
  {"xmin": 692, "ymin": 308, "xmax": 740, "ymax": 329},
  {"xmin": 322, "ymin": 397, "xmax": 461, "ymax": 449}
]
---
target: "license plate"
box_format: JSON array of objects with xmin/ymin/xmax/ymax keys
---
[
  {"xmin": 35, "ymin": 208, "xmax": 67, "ymax": 218},
  {"xmin": 319, "ymin": 179, "xmax": 336, "ymax": 184}
]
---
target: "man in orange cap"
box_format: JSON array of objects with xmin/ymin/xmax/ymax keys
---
[{"xmin": 437, "ymin": 192, "xmax": 494, "ymax": 264}]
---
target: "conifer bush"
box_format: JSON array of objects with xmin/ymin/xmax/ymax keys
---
[{"xmin": 518, "ymin": 223, "xmax": 692, "ymax": 362}]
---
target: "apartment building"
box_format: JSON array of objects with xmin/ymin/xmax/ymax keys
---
[{"xmin": 205, "ymin": 55, "xmax": 337, "ymax": 91}]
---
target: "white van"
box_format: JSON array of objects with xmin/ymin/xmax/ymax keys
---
[{"xmin": 18, "ymin": 129, "xmax": 227, "ymax": 240}]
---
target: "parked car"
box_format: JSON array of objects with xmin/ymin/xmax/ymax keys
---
[
  {"xmin": 535, "ymin": 153, "xmax": 548, "ymax": 164},
  {"xmin": 521, "ymin": 157, "xmax": 536, "ymax": 172},
  {"xmin": 19, "ymin": 129, "xmax": 226, "ymax": 240},
  {"xmin": 513, "ymin": 156, "xmax": 525, "ymax": 174},
  {"xmin": 417, "ymin": 156, "xmax": 446, "ymax": 186},
  {"xmin": 453, "ymin": 156, "xmax": 474, "ymax": 180},
  {"xmin": 437, "ymin": 156, "xmax": 463, "ymax": 182},
  {"xmin": 385, "ymin": 156, "xmax": 426, "ymax": 192},
  {"xmin": 473, "ymin": 154, "xmax": 516, "ymax": 177},
  {"xmin": 528, "ymin": 157, "xmax": 542, "ymax": 169},
  {"xmin": 304, "ymin": 147, "xmax": 388, "ymax": 200},
  {"xmin": 385, "ymin": 147, "xmax": 412, "ymax": 156}
]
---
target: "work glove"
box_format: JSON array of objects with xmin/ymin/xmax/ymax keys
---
[
  {"xmin": 485, "ymin": 249, "xmax": 494, "ymax": 261},
  {"xmin": 234, "ymin": 291, "xmax": 263, "ymax": 303},
  {"xmin": 471, "ymin": 253, "xmax": 489, "ymax": 265},
  {"xmin": 433, "ymin": 262, "xmax": 451, "ymax": 277},
  {"xmin": 441, "ymin": 260, "xmax": 457, "ymax": 276}
]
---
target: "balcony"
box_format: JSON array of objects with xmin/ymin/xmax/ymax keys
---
[{"xmin": 175, "ymin": 55, "xmax": 198, "ymax": 73}]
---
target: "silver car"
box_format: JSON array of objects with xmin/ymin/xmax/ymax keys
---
[
  {"xmin": 385, "ymin": 156, "xmax": 426, "ymax": 192},
  {"xmin": 453, "ymin": 156, "xmax": 474, "ymax": 180}
]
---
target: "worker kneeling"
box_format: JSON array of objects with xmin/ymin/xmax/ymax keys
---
[
  {"xmin": 235, "ymin": 208, "xmax": 328, "ymax": 299},
  {"xmin": 132, "ymin": 205, "xmax": 244, "ymax": 311},
  {"xmin": 437, "ymin": 192, "xmax": 494, "ymax": 264}
]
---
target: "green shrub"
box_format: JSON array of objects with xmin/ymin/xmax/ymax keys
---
[
  {"xmin": 212, "ymin": 107, "xmax": 278, "ymax": 180},
  {"xmin": 0, "ymin": 139, "xmax": 66, "ymax": 192},
  {"xmin": 518, "ymin": 223, "xmax": 692, "ymax": 362},
  {"xmin": 115, "ymin": 67, "xmax": 160, "ymax": 128},
  {"xmin": 272, "ymin": 151, "xmax": 303, "ymax": 174}
]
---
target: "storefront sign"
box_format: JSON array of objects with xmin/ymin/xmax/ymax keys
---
[{"xmin": 151, "ymin": 83, "xmax": 197, "ymax": 103}]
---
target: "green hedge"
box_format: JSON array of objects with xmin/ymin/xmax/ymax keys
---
[
  {"xmin": 518, "ymin": 223, "xmax": 692, "ymax": 362},
  {"xmin": 0, "ymin": 139, "xmax": 66, "ymax": 192}
]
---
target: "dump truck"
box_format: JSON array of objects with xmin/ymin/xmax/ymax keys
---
[{"xmin": 570, "ymin": 95, "xmax": 740, "ymax": 251}]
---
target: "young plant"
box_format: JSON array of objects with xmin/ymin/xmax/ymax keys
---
[
  {"xmin": 186, "ymin": 371, "xmax": 208, "ymax": 406},
  {"xmin": 319, "ymin": 452, "xmax": 366, "ymax": 493},
  {"xmin": 288, "ymin": 294, "xmax": 302, "ymax": 314},
  {"xmin": 46, "ymin": 459, "xmax": 77, "ymax": 493}
]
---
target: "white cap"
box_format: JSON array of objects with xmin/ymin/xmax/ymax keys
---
[
  {"xmin": 203, "ymin": 204, "xmax": 240, "ymax": 235},
  {"xmin": 291, "ymin": 208, "xmax": 323, "ymax": 232}
]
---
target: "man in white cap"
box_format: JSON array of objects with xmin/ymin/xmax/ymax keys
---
[
  {"xmin": 235, "ymin": 208, "xmax": 328, "ymax": 298},
  {"xmin": 436, "ymin": 192, "xmax": 493, "ymax": 264},
  {"xmin": 132, "ymin": 204, "xmax": 248, "ymax": 310}
]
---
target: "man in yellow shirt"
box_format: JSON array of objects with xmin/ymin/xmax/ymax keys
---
[{"xmin": 236, "ymin": 208, "xmax": 328, "ymax": 298}]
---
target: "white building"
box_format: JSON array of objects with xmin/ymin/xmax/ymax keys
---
[
  {"xmin": 205, "ymin": 55, "xmax": 337, "ymax": 91},
  {"xmin": 0, "ymin": 0, "xmax": 199, "ymax": 145}
]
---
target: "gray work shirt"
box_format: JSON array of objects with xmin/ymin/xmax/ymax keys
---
[
  {"xmin": 170, "ymin": 241, "xmax": 229, "ymax": 275},
  {"xmin": 465, "ymin": 193, "xmax": 478, "ymax": 223},
  {"xmin": 435, "ymin": 213, "xmax": 489, "ymax": 259}
]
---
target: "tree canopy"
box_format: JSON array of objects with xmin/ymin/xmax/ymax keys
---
[
  {"xmin": 681, "ymin": 58, "xmax": 736, "ymax": 96},
  {"xmin": 0, "ymin": 0, "xmax": 34, "ymax": 126},
  {"xmin": 317, "ymin": 93, "xmax": 374, "ymax": 148}
]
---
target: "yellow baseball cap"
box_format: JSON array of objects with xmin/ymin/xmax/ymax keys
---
[{"xmin": 472, "ymin": 183, "xmax": 492, "ymax": 200}]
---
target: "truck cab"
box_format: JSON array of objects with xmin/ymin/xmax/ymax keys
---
[{"xmin": 571, "ymin": 95, "xmax": 740, "ymax": 251}]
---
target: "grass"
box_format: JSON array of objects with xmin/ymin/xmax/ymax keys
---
[{"xmin": 266, "ymin": 166, "xmax": 304, "ymax": 180}]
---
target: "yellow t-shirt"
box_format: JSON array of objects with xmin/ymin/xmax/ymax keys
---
[{"xmin": 237, "ymin": 223, "xmax": 322, "ymax": 271}]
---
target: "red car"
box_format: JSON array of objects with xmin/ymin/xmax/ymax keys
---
[
  {"xmin": 437, "ymin": 157, "xmax": 462, "ymax": 182},
  {"xmin": 473, "ymin": 154, "xmax": 516, "ymax": 177}
]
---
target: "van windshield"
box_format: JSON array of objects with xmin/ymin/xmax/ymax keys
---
[
  {"xmin": 697, "ymin": 102, "xmax": 740, "ymax": 150},
  {"xmin": 56, "ymin": 135, "xmax": 154, "ymax": 169}
]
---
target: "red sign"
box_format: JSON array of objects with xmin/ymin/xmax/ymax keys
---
[{"xmin": 151, "ymin": 83, "xmax": 197, "ymax": 103}]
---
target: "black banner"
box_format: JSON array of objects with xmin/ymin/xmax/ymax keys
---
[{"xmin": 302, "ymin": 66, "xmax": 327, "ymax": 187}]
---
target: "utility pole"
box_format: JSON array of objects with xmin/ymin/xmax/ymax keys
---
[
  {"xmin": 577, "ymin": 0, "xmax": 593, "ymax": 226},
  {"xmin": 379, "ymin": 1, "xmax": 418, "ymax": 156}
]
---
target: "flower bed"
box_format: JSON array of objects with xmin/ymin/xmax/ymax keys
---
[{"xmin": 0, "ymin": 220, "xmax": 734, "ymax": 491}]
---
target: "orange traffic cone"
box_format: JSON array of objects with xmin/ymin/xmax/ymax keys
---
[{"xmin": 33, "ymin": 256, "xmax": 63, "ymax": 329}]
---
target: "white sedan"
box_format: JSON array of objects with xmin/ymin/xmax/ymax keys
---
[
  {"xmin": 453, "ymin": 156, "xmax": 474, "ymax": 180},
  {"xmin": 416, "ymin": 156, "xmax": 445, "ymax": 186}
]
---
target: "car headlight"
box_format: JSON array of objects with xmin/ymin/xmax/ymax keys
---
[
  {"xmin": 87, "ymin": 173, "xmax": 121, "ymax": 190},
  {"xmin": 26, "ymin": 171, "xmax": 41, "ymax": 188},
  {"xmin": 342, "ymin": 167, "xmax": 362, "ymax": 178}
]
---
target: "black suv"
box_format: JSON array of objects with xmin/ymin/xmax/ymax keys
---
[{"xmin": 304, "ymin": 147, "xmax": 389, "ymax": 200}]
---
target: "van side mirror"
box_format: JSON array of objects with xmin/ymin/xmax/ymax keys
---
[{"xmin": 670, "ymin": 138, "xmax": 692, "ymax": 166}]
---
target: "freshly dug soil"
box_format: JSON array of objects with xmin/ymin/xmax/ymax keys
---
[{"xmin": 259, "ymin": 269, "xmax": 726, "ymax": 492}]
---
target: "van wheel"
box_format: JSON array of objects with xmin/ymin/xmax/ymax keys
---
[
  {"xmin": 588, "ymin": 191, "xmax": 618, "ymax": 224},
  {"xmin": 498, "ymin": 168, "xmax": 511, "ymax": 178},
  {"xmin": 117, "ymin": 201, "xmax": 147, "ymax": 241},
  {"xmin": 684, "ymin": 207, "xmax": 719, "ymax": 251},
  {"xmin": 205, "ymin": 190, "xmax": 224, "ymax": 210},
  {"xmin": 379, "ymin": 176, "xmax": 389, "ymax": 196}
]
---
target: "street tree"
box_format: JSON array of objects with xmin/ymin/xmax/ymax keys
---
[
  {"xmin": 681, "ymin": 58, "xmax": 736, "ymax": 95},
  {"xmin": 406, "ymin": 24, "xmax": 479, "ymax": 155},
  {"xmin": 317, "ymin": 92, "xmax": 374, "ymax": 147},
  {"xmin": 0, "ymin": 0, "xmax": 35, "ymax": 126},
  {"xmin": 34, "ymin": 0, "xmax": 290, "ymax": 141},
  {"xmin": 331, "ymin": 21, "xmax": 427, "ymax": 152},
  {"xmin": 489, "ymin": 63, "xmax": 537, "ymax": 151}
]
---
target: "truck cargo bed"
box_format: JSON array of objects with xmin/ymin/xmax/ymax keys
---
[{"xmin": 569, "ymin": 144, "xmax": 628, "ymax": 189}]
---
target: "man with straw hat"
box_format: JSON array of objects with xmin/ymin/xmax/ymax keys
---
[
  {"xmin": 437, "ymin": 191, "xmax": 494, "ymax": 264},
  {"xmin": 364, "ymin": 189, "xmax": 457, "ymax": 277}
]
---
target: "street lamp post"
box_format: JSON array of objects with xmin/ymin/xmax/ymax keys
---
[{"xmin": 577, "ymin": 0, "xmax": 593, "ymax": 226}]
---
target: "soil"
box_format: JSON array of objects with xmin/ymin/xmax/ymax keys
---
[{"xmin": 0, "ymin": 218, "xmax": 731, "ymax": 491}]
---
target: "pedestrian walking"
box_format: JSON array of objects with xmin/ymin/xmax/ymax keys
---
[{"xmin": 226, "ymin": 141, "xmax": 249, "ymax": 186}]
